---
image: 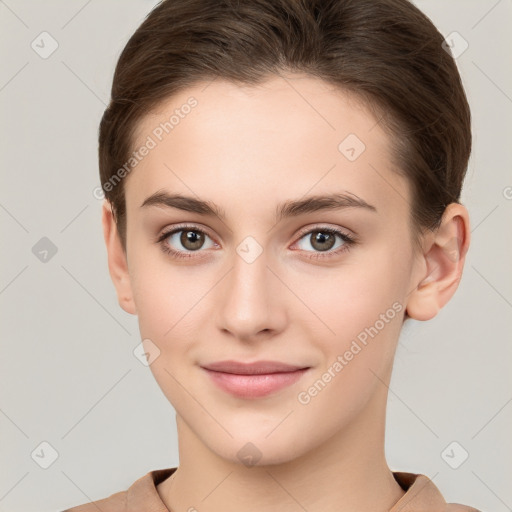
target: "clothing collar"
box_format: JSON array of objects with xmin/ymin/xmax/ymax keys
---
[
  {"xmin": 390, "ymin": 472, "xmax": 447, "ymax": 511},
  {"xmin": 125, "ymin": 468, "xmax": 448, "ymax": 512}
]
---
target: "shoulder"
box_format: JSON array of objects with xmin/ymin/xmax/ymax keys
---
[
  {"xmin": 61, "ymin": 489, "xmax": 126, "ymax": 512},
  {"xmin": 391, "ymin": 472, "xmax": 482, "ymax": 512},
  {"xmin": 61, "ymin": 467, "xmax": 176, "ymax": 512},
  {"xmin": 444, "ymin": 505, "xmax": 482, "ymax": 512}
]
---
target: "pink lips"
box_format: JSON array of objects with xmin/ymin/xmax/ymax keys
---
[{"xmin": 201, "ymin": 360, "xmax": 310, "ymax": 399}]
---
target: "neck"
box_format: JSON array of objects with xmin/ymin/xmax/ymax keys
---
[{"xmin": 158, "ymin": 384, "xmax": 405, "ymax": 512}]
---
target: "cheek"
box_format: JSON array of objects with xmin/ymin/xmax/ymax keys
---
[
  {"xmin": 129, "ymin": 260, "xmax": 215, "ymax": 395},
  {"xmin": 130, "ymin": 263, "xmax": 202, "ymax": 407},
  {"xmin": 292, "ymin": 247, "xmax": 408, "ymax": 346},
  {"xmin": 130, "ymin": 249, "xmax": 208, "ymax": 337},
  {"xmin": 291, "ymin": 245, "xmax": 408, "ymax": 409},
  {"xmin": 294, "ymin": 275, "xmax": 404, "ymax": 434}
]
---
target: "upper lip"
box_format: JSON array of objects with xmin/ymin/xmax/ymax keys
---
[{"xmin": 201, "ymin": 360, "xmax": 309, "ymax": 375}]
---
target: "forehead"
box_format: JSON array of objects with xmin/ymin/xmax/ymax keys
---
[{"xmin": 126, "ymin": 74, "xmax": 409, "ymax": 223}]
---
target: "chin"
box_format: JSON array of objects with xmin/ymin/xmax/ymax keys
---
[{"xmin": 204, "ymin": 428, "xmax": 310, "ymax": 468}]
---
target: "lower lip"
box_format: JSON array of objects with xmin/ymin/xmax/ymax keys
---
[{"xmin": 202, "ymin": 368, "xmax": 309, "ymax": 399}]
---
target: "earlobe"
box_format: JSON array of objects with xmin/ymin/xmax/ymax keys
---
[
  {"xmin": 406, "ymin": 203, "xmax": 471, "ymax": 321},
  {"xmin": 101, "ymin": 200, "xmax": 137, "ymax": 316}
]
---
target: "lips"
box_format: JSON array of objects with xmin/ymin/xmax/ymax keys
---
[
  {"xmin": 201, "ymin": 360, "xmax": 310, "ymax": 399},
  {"xmin": 202, "ymin": 360, "xmax": 307, "ymax": 375}
]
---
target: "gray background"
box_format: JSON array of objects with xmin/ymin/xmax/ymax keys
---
[{"xmin": 1, "ymin": 1, "xmax": 511, "ymax": 511}]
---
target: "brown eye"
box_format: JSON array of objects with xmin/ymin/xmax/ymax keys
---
[
  {"xmin": 309, "ymin": 231, "xmax": 337, "ymax": 252},
  {"xmin": 293, "ymin": 226, "xmax": 356, "ymax": 260},
  {"xmin": 179, "ymin": 230, "xmax": 205, "ymax": 251},
  {"xmin": 158, "ymin": 225, "xmax": 216, "ymax": 257}
]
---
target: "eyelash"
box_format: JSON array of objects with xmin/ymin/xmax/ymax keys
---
[{"xmin": 155, "ymin": 223, "xmax": 357, "ymax": 261}]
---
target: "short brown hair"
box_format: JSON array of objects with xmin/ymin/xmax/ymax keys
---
[{"xmin": 98, "ymin": 0, "xmax": 471, "ymax": 252}]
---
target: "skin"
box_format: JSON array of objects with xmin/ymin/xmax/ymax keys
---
[{"xmin": 102, "ymin": 73, "xmax": 470, "ymax": 512}]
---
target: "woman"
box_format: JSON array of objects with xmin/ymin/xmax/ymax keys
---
[{"xmin": 64, "ymin": 0, "xmax": 480, "ymax": 510}]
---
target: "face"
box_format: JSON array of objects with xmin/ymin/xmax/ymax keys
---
[{"xmin": 117, "ymin": 74, "xmax": 423, "ymax": 465}]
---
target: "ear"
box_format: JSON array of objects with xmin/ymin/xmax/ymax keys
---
[
  {"xmin": 406, "ymin": 203, "xmax": 471, "ymax": 321},
  {"xmin": 101, "ymin": 200, "xmax": 137, "ymax": 315}
]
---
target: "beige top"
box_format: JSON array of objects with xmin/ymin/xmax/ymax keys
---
[{"xmin": 62, "ymin": 468, "xmax": 481, "ymax": 511}]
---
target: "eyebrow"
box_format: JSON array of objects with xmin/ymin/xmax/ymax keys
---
[{"xmin": 140, "ymin": 190, "xmax": 377, "ymax": 222}]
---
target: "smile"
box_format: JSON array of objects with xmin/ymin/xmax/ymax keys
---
[{"xmin": 201, "ymin": 360, "xmax": 310, "ymax": 399}]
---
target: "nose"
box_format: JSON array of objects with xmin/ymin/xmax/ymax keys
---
[{"xmin": 215, "ymin": 243, "xmax": 287, "ymax": 342}]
